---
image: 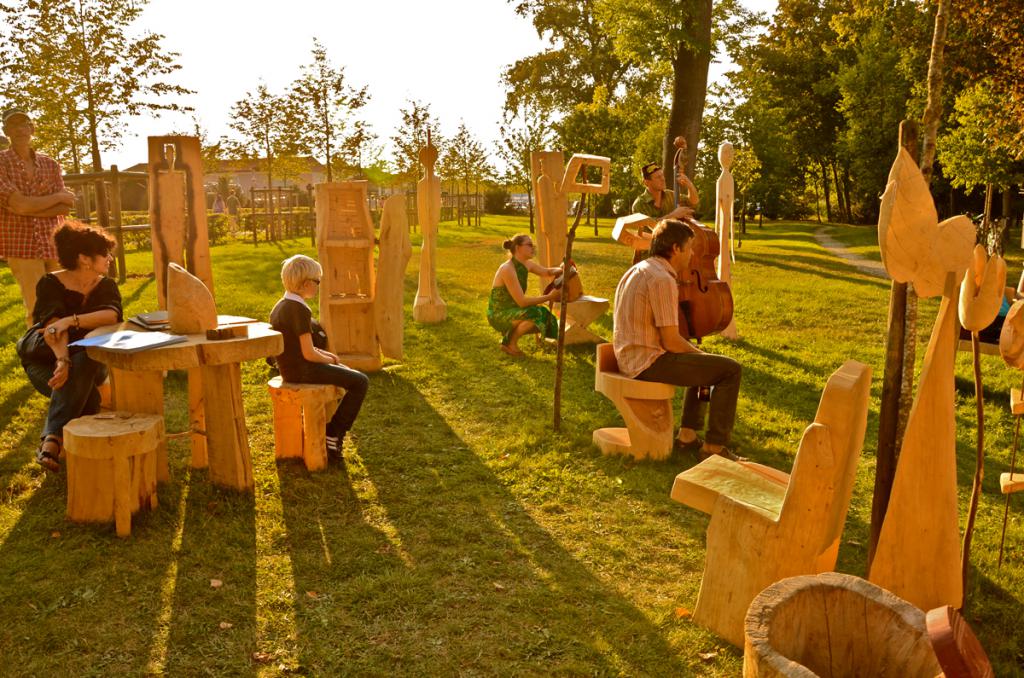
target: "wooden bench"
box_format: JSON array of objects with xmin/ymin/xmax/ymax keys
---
[
  {"xmin": 267, "ymin": 377, "xmax": 343, "ymax": 472},
  {"xmin": 593, "ymin": 343, "xmax": 676, "ymax": 461},
  {"xmin": 671, "ymin": 360, "xmax": 872, "ymax": 646},
  {"xmin": 64, "ymin": 412, "xmax": 163, "ymax": 537}
]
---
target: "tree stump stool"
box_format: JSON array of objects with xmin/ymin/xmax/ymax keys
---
[
  {"xmin": 743, "ymin": 572, "xmax": 941, "ymax": 677},
  {"xmin": 64, "ymin": 412, "xmax": 163, "ymax": 538},
  {"xmin": 267, "ymin": 376, "xmax": 343, "ymax": 472},
  {"xmin": 593, "ymin": 343, "xmax": 676, "ymax": 461}
]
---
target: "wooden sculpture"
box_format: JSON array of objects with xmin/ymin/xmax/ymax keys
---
[
  {"xmin": 715, "ymin": 142, "xmax": 739, "ymax": 340},
  {"xmin": 148, "ymin": 136, "xmax": 216, "ymax": 470},
  {"xmin": 148, "ymin": 136, "xmax": 214, "ymax": 308},
  {"xmin": 375, "ymin": 194, "xmax": 412, "ymax": 359},
  {"xmin": 743, "ymin": 573, "xmax": 941, "ymax": 678},
  {"xmin": 957, "ymin": 245, "xmax": 1006, "ymax": 596},
  {"xmin": 869, "ymin": 146, "xmax": 975, "ymax": 612},
  {"xmin": 315, "ymin": 181, "xmax": 381, "ymax": 371},
  {"xmin": 999, "ymin": 299, "xmax": 1024, "ymax": 367},
  {"xmin": 671, "ymin": 360, "xmax": 872, "ymax": 646},
  {"xmin": 532, "ymin": 151, "xmax": 569, "ymax": 285},
  {"xmin": 413, "ymin": 133, "xmax": 447, "ymax": 324},
  {"xmin": 999, "ymin": 307, "xmax": 1024, "ymax": 565},
  {"xmin": 64, "ymin": 412, "xmax": 164, "ymax": 538},
  {"xmin": 592, "ymin": 343, "xmax": 676, "ymax": 460},
  {"xmin": 167, "ymin": 262, "xmax": 218, "ymax": 334}
]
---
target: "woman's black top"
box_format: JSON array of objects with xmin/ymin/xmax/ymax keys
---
[{"xmin": 32, "ymin": 273, "xmax": 123, "ymax": 346}]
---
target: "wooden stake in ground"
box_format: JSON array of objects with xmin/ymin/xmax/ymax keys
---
[
  {"xmin": 553, "ymin": 197, "xmax": 587, "ymax": 431},
  {"xmin": 957, "ymin": 246, "xmax": 1006, "ymax": 603}
]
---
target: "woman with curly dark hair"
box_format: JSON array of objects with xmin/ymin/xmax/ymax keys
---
[{"xmin": 19, "ymin": 220, "xmax": 122, "ymax": 471}]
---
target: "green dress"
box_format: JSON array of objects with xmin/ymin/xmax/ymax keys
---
[{"xmin": 487, "ymin": 259, "xmax": 559, "ymax": 345}]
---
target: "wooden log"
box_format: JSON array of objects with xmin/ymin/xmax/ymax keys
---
[
  {"xmin": 64, "ymin": 412, "xmax": 163, "ymax": 538},
  {"xmin": 592, "ymin": 343, "xmax": 676, "ymax": 460},
  {"xmin": 201, "ymin": 362, "xmax": 252, "ymax": 491},
  {"xmin": 205, "ymin": 325, "xmax": 249, "ymax": 341},
  {"xmin": 743, "ymin": 573, "xmax": 941, "ymax": 678},
  {"xmin": 188, "ymin": 368, "xmax": 207, "ymax": 468},
  {"xmin": 532, "ymin": 151, "xmax": 568, "ymax": 286},
  {"xmin": 108, "ymin": 369, "xmax": 169, "ymax": 482}
]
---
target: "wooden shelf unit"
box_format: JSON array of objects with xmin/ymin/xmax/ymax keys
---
[{"xmin": 315, "ymin": 181, "xmax": 382, "ymax": 372}]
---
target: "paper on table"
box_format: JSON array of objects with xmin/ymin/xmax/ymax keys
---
[{"xmin": 70, "ymin": 330, "xmax": 188, "ymax": 353}]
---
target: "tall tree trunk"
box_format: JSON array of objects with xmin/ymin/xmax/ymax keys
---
[
  {"xmin": 527, "ymin": 181, "xmax": 535, "ymax": 234},
  {"xmin": 831, "ymin": 160, "xmax": 847, "ymax": 224},
  {"xmin": 843, "ymin": 164, "xmax": 854, "ymax": 222},
  {"xmin": 662, "ymin": 0, "xmax": 713, "ymax": 176},
  {"xmin": 821, "ymin": 160, "xmax": 833, "ymax": 222},
  {"xmin": 920, "ymin": 0, "xmax": 951, "ymax": 184},
  {"xmin": 813, "ymin": 173, "xmax": 821, "ymax": 223}
]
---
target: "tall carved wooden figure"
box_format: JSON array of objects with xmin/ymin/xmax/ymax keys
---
[
  {"xmin": 532, "ymin": 151, "xmax": 568, "ymax": 288},
  {"xmin": 375, "ymin": 195, "xmax": 412, "ymax": 359},
  {"xmin": 715, "ymin": 142, "xmax": 739, "ymax": 340},
  {"xmin": 868, "ymin": 146, "xmax": 975, "ymax": 611},
  {"xmin": 147, "ymin": 135, "xmax": 216, "ymax": 470},
  {"xmin": 413, "ymin": 134, "xmax": 447, "ymax": 323},
  {"xmin": 315, "ymin": 181, "xmax": 382, "ymax": 371}
]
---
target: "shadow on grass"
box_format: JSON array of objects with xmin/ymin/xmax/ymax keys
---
[
  {"xmin": 278, "ymin": 372, "xmax": 693, "ymax": 674},
  {"xmin": 741, "ymin": 251, "xmax": 891, "ymax": 291}
]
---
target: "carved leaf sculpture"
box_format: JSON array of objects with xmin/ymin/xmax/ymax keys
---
[
  {"xmin": 878, "ymin": 147, "xmax": 974, "ymax": 298},
  {"xmin": 167, "ymin": 262, "xmax": 218, "ymax": 334},
  {"xmin": 959, "ymin": 245, "xmax": 1007, "ymax": 332},
  {"xmin": 999, "ymin": 300, "xmax": 1024, "ymax": 369}
]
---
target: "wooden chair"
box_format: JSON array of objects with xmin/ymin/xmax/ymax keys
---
[
  {"xmin": 267, "ymin": 376, "xmax": 343, "ymax": 472},
  {"xmin": 670, "ymin": 360, "xmax": 872, "ymax": 646},
  {"xmin": 64, "ymin": 412, "xmax": 163, "ymax": 537},
  {"xmin": 926, "ymin": 605, "xmax": 994, "ymax": 678},
  {"xmin": 592, "ymin": 343, "xmax": 676, "ymax": 461},
  {"xmin": 743, "ymin": 573, "xmax": 941, "ymax": 677}
]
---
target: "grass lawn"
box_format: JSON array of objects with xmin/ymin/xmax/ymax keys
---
[{"xmin": 1, "ymin": 216, "xmax": 1022, "ymax": 676}]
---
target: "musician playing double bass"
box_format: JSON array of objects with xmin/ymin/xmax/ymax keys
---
[
  {"xmin": 632, "ymin": 156, "xmax": 699, "ymax": 222},
  {"xmin": 612, "ymin": 219, "xmax": 743, "ymax": 461}
]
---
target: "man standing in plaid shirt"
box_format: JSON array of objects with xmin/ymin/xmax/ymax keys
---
[{"xmin": 0, "ymin": 108, "xmax": 75, "ymax": 325}]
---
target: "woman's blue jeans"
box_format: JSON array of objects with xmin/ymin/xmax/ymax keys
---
[{"xmin": 23, "ymin": 351, "xmax": 107, "ymax": 440}]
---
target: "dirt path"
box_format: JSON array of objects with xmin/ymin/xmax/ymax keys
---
[{"xmin": 813, "ymin": 227, "xmax": 887, "ymax": 279}]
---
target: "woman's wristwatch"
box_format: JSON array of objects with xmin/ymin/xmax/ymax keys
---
[{"xmin": 56, "ymin": 356, "xmax": 72, "ymax": 366}]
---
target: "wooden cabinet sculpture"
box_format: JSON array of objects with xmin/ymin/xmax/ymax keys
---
[
  {"xmin": 868, "ymin": 146, "xmax": 975, "ymax": 611},
  {"xmin": 315, "ymin": 181, "xmax": 382, "ymax": 371},
  {"xmin": 413, "ymin": 134, "xmax": 447, "ymax": 324},
  {"xmin": 715, "ymin": 142, "xmax": 739, "ymax": 340},
  {"xmin": 670, "ymin": 360, "xmax": 872, "ymax": 646}
]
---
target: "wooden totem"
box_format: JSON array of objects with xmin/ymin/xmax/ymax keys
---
[
  {"xmin": 715, "ymin": 142, "xmax": 739, "ymax": 340},
  {"xmin": 413, "ymin": 134, "xmax": 447, "ymax": 323},
  {"xmin": 531, "ymin": 151, "xmax": 569, "ymax": 287},
  {"xmin": 375, "ymin": 195, "xmax": 412, "ymax": 359},
  {"xmin": 315, "ymin": 181, "xmax": 381, "ymax": 371},
  {"xmin": 868, "ymin": 146, "xmax": 975, "ymax": 611}
]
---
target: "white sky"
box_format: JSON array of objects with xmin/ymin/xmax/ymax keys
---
[{"xmin": 107, "ymin": 0, "xmax": 778, "ymax": 169}]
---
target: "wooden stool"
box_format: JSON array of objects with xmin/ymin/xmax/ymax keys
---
[
  {"xmin": 64, "ymin": 412, "xmax": 163, "ymax": 538},
  {"xmin": 593, "ymin": 343, "xmax": 676, "ymax": 461},
  {"xmin": 562, "ymin": 295, "xmax": 609, "ymax": 344},
  {"xmin": 267, "ymin": 376, "xmax": 343, "ymax": 472}
]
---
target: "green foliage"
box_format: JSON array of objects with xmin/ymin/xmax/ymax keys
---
[
  {"xmin": 439, "ymin": 121, "xmax": 492, "ymax": 197},
  {"xmin": 939, "ymin": 78, "xmax": 1024, "ymax": 191},
  {"xmin": 289, "ymin": 38, "xmax": 370, "ymax": 181},
  {"xmin": 389, "ymin": 99, "xmax": 444, "ymax": 185},
  {"xmin": 0, "ymin": 0, "xmax": 191, "ymax": 172},
  {"xmin": 223, "ymin": 83, "xmax": 301, "ymax": 191}
]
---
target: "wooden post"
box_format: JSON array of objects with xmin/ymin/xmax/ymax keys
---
[
  {"xmin": 553, "ymin": 197, "xmax": 586, "ymax": 431},
  {"xmin": 109, "ymin": 165, "xmax": 126, "ymax": 283},
  {"xmin": 868, "ymin": 120, "xmax": 918, "ymax": 566}
]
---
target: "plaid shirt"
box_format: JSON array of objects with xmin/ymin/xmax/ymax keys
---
[
  {"xmin": 0, "ymin": 148, "xmax": 63, "ymax": 259},
  {"xmin": 612, "ymin": 255, "xmax": 680, "ymax": 377}
]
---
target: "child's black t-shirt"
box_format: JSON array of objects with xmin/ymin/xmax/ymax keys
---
[{"xmin": 270, "ymin": 297, "xmax": 312, "ymax": 380}]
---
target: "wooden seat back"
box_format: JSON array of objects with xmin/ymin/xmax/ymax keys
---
[{"xmin": 778, "ymin": 360, "xmax": 872, "ymax": 564}]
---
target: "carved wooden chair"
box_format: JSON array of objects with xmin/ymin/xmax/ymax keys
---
[
  {"xmin": 593, "ymin": 343, "xmax": 676, "ymax": 461},
  {"xmin": 670, "ymin": 360, "xmax": 872, "ymax": 646}
]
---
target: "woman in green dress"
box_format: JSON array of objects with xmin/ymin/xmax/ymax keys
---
[{"xmin": 488, "ymin": 234, "xmax": 562, "ymax": 356}]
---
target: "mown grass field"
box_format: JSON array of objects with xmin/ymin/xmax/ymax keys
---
[{"xmin": 0, "ymin": 216, "xmax": 1022, "ymax": 676}]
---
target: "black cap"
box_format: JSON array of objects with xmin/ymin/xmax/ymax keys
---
[{"xmin": 641, "ymin": 162, "xmax": 661, "ymax": 180}]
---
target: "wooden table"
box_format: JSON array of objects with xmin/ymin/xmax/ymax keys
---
[{"xmin": 86, "ymin": 322, "xmax": 282, "ymax": 492}]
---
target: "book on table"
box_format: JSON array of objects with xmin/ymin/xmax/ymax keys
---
[
  {"xmin": 70, "ymin": 330, "xmax": 188, "ymax": 353},
  {"xmin": 128, "ymin": 310, "xmax": 170, "ymax": 330}
]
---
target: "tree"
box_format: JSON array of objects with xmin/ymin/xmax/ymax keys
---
[
  {"xmin": 0, "ymin": 0, "xmax": 191, "ymax": 173},
  {"xmin": 389, "ymin": 99, "xmax": 444, "ymax": 186},
  {"xmin": 497, "ymin": 99, "xmax": 553, "ymax": 233},
  {"xmin": 440, "ymin": 122, "xmax": 493, "ymax": 225},
  {"xmin": 290, "ymin": 38, "xmax": 370, "ymax": 182}
]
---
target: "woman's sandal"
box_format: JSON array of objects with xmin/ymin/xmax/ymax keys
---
[
  {"xmin": 500, "ymin": 344, "xmax": 524, "ymax": 358},
  {"xmin": 35, "ymin": 435, "xmax": 61, "ymax": 472}
]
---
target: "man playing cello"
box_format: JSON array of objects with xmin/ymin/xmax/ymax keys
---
[{"xmin": 613, "ymin": 218, "xmax": 743, "ymax": 461}]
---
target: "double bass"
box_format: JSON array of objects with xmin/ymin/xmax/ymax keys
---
[{"xmin": 672, "ymin": 137, "xmax": 733, "ymax": 340}]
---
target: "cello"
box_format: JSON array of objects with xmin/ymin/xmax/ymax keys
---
[{"xmin": 672, "ymin": 136, "xmax": 734, "ymax": 340}]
